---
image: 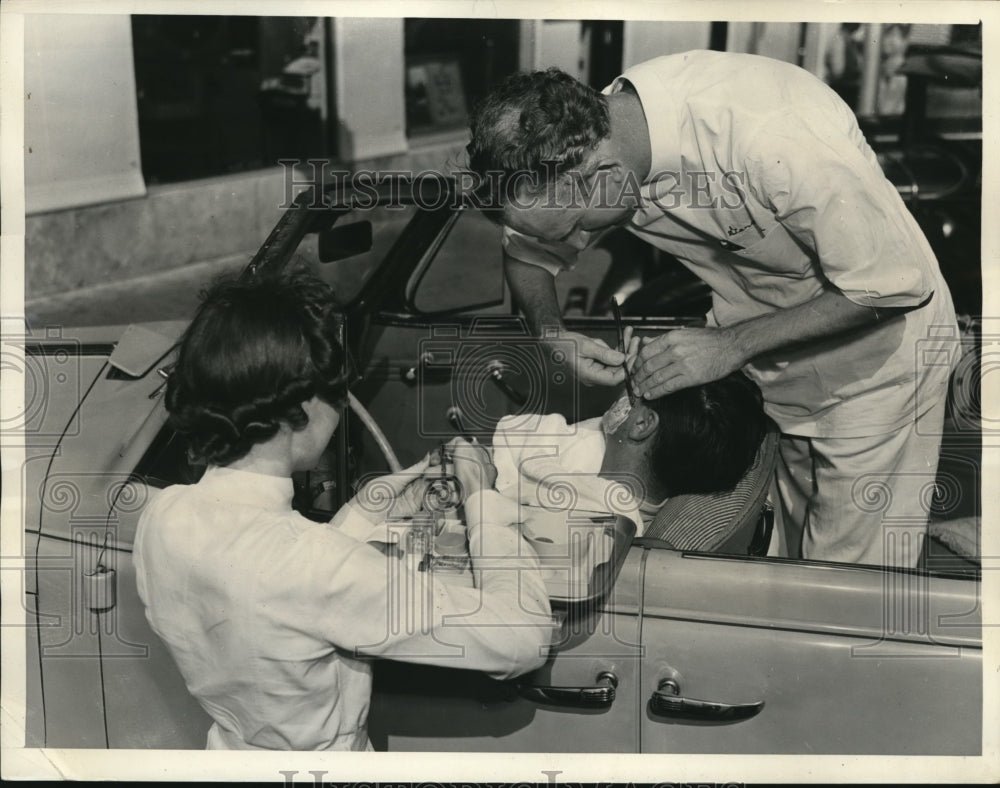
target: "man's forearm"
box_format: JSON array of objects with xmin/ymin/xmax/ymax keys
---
[
  {"xmin": 633, "ymin": 280, "xmax": 934, "ymax": 398},
  {"xmin": 729, "ymin": 287, "xmax": 929, "ymax": 364},
  {"xmin": 504, "ymin": 255, "xmax": 563, "ymax": 334}
]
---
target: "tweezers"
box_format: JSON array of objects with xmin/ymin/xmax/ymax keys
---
[{"xmin": 611, "ymin": 298, "xmax": 638, "ymax": 404}]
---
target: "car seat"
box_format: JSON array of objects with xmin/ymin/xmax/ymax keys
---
[{"xmin": 642, "ymin": 419, "xmax": 779, "ymax": 555}]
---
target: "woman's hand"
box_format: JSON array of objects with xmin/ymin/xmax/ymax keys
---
[
  {"xmin": 447, "ymin": 437, "xmax": 498, "ymax": 497},
  {"xmin": 352, "ymin": 454, "xmax": 433, "ymax": 523}
]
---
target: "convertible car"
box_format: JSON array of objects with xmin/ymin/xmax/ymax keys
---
[{"xmin": 19, "ymin": 174, "xmax": 983, "ymax": 754}]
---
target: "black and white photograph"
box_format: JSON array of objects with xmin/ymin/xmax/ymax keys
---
[{"xmin": 1, "ymin": 1, "xmax": 997, "ymax": 783}]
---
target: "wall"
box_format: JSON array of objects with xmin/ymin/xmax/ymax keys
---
[
  {"xmin": 726, "ymin": 22, "xmax": 802, "ymax": 63},
  {"xmin": 622, "ymin": 21, "xmax": 711, "ymax": 68},
  {"xmin": 332, "ymin": 18, "xmax": 407, "ymax": 161},
  {"xmin": 24, "ymin": 14, "xmax": 145, "ymax": 214},
  {"xmin": 25, "ymin": 169, "xmax": 287, "ymax": 297},
  {"xmin": 538, "ymin": 20, "xmax": 586, "ymax": 77},
  {"xmin": 23, "ymin": 16, "xmax": 456, "ymax": 301}
]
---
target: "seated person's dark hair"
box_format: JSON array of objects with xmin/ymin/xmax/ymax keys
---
[
  {"xmin": 465, "ymin": 67, "xmax": 610, "ymax": 212},
  {"xmin": 166, "ymin": 270, "xmax": 347, "ymax": 466},
  {"xmin": 648, "ymin": 372, "xmax": 768, "ymax": 497}
]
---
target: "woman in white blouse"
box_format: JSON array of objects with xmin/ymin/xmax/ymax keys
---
[{"xmin": 134, "ymin": 270, "xmax": 553, "ymax": 751}]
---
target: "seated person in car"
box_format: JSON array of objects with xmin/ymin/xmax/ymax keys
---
[
  {"xmin": 134, "ymin": 271, "xmax": 554, "ymax": 752},
  {"xmin": 491, "ymin": 372, "xmax": 768, "ymax": 536}
]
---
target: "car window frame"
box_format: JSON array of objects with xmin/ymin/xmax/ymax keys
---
[{"xmin": 402, "ymin": 205, "xmax": 508, "ymax": 318}]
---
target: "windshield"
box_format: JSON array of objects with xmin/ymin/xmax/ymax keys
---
[{"xmin": 293, "ymin": 204, "xmax": 417, "ymax": 305}]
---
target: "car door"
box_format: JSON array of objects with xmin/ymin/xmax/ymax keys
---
[
  {"xmin": 315, "ymin": 198, "xmax": 642, "ymax": 751},
  {"xmin": 634, "ymin": 546, "xmax": 981, "ymax": 754},
  {"xmin": 368, "ymin": 548, "xmax": 645, "ymax": 752}
]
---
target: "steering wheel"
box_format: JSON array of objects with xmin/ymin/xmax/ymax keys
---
[{"xmin": 347, "ymin": 391, "xmax": 403, "ymax": 472}]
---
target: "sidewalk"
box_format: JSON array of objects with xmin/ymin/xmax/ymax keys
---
[{"xmin": 24, "ymin": 253, "xmax": 250, "ymax": 330}]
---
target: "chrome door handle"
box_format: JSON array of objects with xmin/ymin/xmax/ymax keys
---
[
  {"xmin": 650, "ymin": 679, "xmax": 764, "ymax": 722},
  {"xmin": 518, "ymin": 671, "xmax": 618, "ymax": 707}
]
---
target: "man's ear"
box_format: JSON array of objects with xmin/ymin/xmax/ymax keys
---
[
  {"xmin": 626, "ymin": 405, "xmax": 659, "ymax": 443},
  {"xmin": 598, "ymin": 158, "xmax": 626, "ymax": 186},
  {"xmin": 566, "ymin": 152, "xmax": 624, "ymax": 191},
  {"xmin": 567, "ymin": 154, "xmax": 627, "ymax": 189}
]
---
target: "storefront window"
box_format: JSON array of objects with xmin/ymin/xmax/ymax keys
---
[
  {"xmin": 403, "ymin": 19, "xmax": 519, "ymax": 138},
  {"xmin": 131, "ymin": 16, "xmax": 330, "ymax": 184}
]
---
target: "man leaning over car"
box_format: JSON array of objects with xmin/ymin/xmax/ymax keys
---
[{"xmin": 464, "ymin": 50, "xmax": 959, "ymax": 569}]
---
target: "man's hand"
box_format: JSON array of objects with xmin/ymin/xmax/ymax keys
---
[
  {"xmin": 632, "ymin": 326, "xmax": 745, "ymax": 399},
  {"xmin": 504, "ymin": 256, "xmax": 631, "ymax": 387},
  {"xmin": 555, "ymin": 330, "xmax": 628, "ymax": 387}
]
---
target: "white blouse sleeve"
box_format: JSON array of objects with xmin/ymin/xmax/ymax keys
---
[{"xmin": 267, "ymin": 496, "xmax": 554, "ymax": 681}]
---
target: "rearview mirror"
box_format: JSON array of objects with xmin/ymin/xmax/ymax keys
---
[{"xmin": 318, "ymin": 220, "xmax": 373, "ymax": 263}]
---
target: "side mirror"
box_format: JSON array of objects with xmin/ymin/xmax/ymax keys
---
[{"xmin": 318, "ymin": 220, "xmax": 373, "ymax": 263}]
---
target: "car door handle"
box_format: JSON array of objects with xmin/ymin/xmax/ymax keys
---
[
  {"xmin": 518, "ymin": 671, "xmax": 618, "ymax": 707},
  {"xmin": 649, "ymin": 679, "xmax": 764, "ymax": 722}
]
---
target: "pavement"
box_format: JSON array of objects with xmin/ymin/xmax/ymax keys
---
[{"xmin": 25, "ymin": 253, "xmax": 250, "ymax": 331}]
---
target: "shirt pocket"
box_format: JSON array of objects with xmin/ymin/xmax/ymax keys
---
[
  {"xmin": 731, "ymin": 215, "xmax": 817, "ymax": 280},
  {"xmin": 712, "ymin": 217, "xmax": 826, "ymax": 319}
]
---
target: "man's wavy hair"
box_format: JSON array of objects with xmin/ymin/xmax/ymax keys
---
[
  {"xmin": 465, "ymin": 67, "xmax": 611, "ymax": 210},
  {"xmin": 648, "ymin": 372, "xmax": 768, "ymax": 498},
  {"xmin": 165, "ymin": 270, "xmax": 347, "ymax": 467}
]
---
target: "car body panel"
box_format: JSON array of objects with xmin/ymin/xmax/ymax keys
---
[
  {"xmin": 23, "ymin": 331, "xmax": 200, "ymax": 749},
  {"xmin": 24, "ymin": 591, "xmax": 45, "ymax": 748},
  {"xmin": 637, "ymin": 549, "xmax": 981, "ymax": 754},
  {"xmin": 25, "ymin": 326, "xmax": 180, "ymax": 546},
  {"xmin": 27, "ymin": 537, "xmax": 109, "ymax": 748},
  {"xmin": 639, "ymin": 550, "xmax": 981, "ymax": 646},
  {"xmin": 369, "ymin": 549, "xmax": 645, "ymax": 752},
  {"xmin": 638, "ymin": 616, "xmax": 981, "ymax": 754}
]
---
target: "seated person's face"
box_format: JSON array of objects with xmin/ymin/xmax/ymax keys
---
[
  {"xmin": 599, "ymin": 373, "xmax": 767, "ymax": 499},
  {"xmin": 600, "ymin": 395, "xmax": 634, "ymax": 436}
]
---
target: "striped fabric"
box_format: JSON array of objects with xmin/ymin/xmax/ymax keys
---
[{"xmin": 645, "ymin": 422, "xmax": 779, "ymax": 553}]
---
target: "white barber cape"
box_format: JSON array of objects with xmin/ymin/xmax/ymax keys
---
[{"xmin": 491, "ymin": 413, "xmax": 658, "ymax": 536}]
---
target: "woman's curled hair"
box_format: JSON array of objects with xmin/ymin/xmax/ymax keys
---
[{"xmin": 165, "ymin": 270, "xmax": 347, "ymax": 466}]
